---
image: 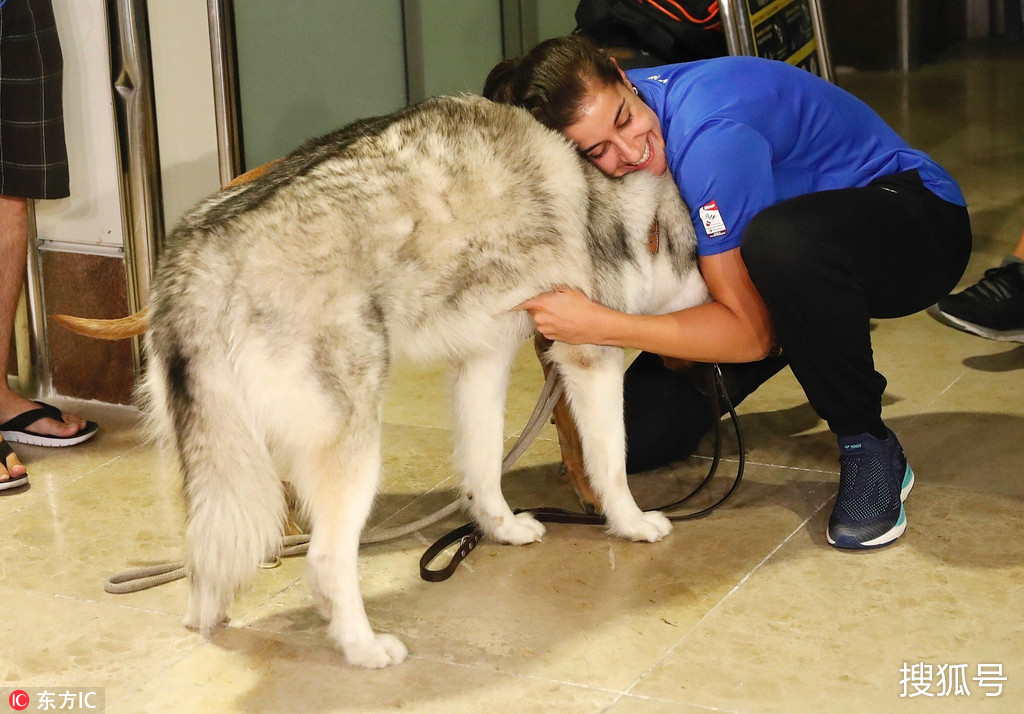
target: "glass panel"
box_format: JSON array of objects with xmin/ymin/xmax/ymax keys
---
[
  {"xmin": 419, "ymin": 0, "xmax": 503, "ymax": 98},
  {"xmin": 233, "ymin": 0, "xmax": 407, "ymax": 169},
  {"xmin": 535, "ymin": 0, "xmax": 578, "ymax": 43}
]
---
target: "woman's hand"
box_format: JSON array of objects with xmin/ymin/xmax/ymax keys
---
[{"xmin": 515, "ymin": 286, "xmax": 616, "ymax": 345}]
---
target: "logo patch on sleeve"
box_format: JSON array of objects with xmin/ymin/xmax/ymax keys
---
[{"xmin": 699, "ymin": 200, "xmax": 728, "ymax": 238}]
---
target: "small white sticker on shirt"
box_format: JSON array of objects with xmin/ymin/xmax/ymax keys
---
[{"xmin": 699, "ymin": 200, "xmax": 728, "ymax": 238}]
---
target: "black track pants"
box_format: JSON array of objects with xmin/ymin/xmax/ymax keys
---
[{"xmin": 623, "ymin": 170, "xmax": 971, "ymax": 472}]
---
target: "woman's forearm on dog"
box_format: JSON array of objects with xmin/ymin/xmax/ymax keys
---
[
  {"xmin": 519, "ymin": 249, "xmax": 775, "ymax": 362},
  {"xmin": 618, "ymin": 249, "xmax": 776, "ymax": 362},
  {"xmin": 521, "ymin": 293, "xmax": 773, "ymax": 363},
  {"xmin": 611, "ymin": 303, "xmax": 774, "ymax": 363}
]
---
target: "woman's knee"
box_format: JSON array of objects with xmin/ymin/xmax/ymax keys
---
[{"xmin": 623, "ymin": 360, "xmax": 715, "ymax": 472}]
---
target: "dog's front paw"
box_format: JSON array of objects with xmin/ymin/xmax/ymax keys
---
[
  {"xmin": 488, "ymin": 511, "xmax": 546, "ymax": 545},
  {"xmin": 607, "ymin": 509, "xmax": 672, "ymax": 542},
  {"xmin": 341, "ymin": 633, "xmax": 409, "ymax": 669}
]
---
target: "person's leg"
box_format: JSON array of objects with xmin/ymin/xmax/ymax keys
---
[
  {"xmin": 0, "ymin": 197, "xmax": 28, "ymax": 393},
  {"xmin": 1, "ymin": 3, "xmax": 93, "ymax": 443},
  {"xmin": 544, "ymin": 328, "xmax": 785, "ymax": 510},
  {"xmin": 0, "ymin": 199, "xmax": 29, "ymax": 486},
  {"xmin": 622, "ymin": 350, "xmax": 787, "ymax": 473},
  {"xmin": 622, "ymin": 352, "xmax": 716, "ymax": 473},
  {"xmin": 742, "ymin": 171, "xmax": 971, "ymax": 437},
  {"xmin": 0, "ymin": 196, "xmax": 88, "ymax": 439},
  {"xmin": 742, "ymin": 170, "xmax": 971, "ymax": 548}
]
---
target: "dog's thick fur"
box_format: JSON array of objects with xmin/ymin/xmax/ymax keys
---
[{"xmin": 144, "ymin": 95, "xmax": 708, "ymax": 668}]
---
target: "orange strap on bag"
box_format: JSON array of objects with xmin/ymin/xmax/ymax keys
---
[{"xmin": 642, "ymin": 0, "xmax": 721, "ymax": 30}]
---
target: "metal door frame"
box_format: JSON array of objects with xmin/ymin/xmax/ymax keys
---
[{"xmin": 107, "ymin": 0, "xmax": 163, "ymax": 372}]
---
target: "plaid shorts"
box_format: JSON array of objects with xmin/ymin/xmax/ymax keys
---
[{"xmin": 0, "ymin": 0, "xmax": 69, "ymax": 199}]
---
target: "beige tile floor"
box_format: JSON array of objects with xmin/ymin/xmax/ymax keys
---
[{"xmin": 3, "ymin": 40, "xmax": 1024, "ymax": 713}]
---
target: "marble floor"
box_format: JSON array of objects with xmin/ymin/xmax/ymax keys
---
[{"xmin": 3, "ymin": 40, "xmax": 1024, "ymax": 714}]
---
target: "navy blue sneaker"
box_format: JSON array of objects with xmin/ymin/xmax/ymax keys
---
[{"xmin": 827, "ymin": 429, "xmax": 915, "ymax": 549}]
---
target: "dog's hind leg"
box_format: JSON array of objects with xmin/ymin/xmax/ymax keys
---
[
  {"xmin": 553, "ymin": 345, "xmax": 672, "ymax": 542},
  {"xmin": 294, "ymin": 425, "xmax": 408, "ymax": 668},
  {"xmin": 272, "ymin": 323, "xmax": 407, "ymax": 667},
  {"xmin": 273, "ymin": 327, "xmax": 407, "ymax": 669},
  {"xmin": 453, "ymin": 346, "xmax": 546, "ymax": 545}
]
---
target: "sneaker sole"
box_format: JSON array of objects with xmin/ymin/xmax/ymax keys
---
[
  {"xmin": 929, "ymin": 307, "xmax": 1024, "ymax": 343},
  {"xmin": 826, "ymin": 463, "xmax": 915, "ymax": 550},
  {"xmin": 827, "ymin": 505, "xmax": 906, "ymax": 549},
  {"xmin": 852, "ymin": 505, "xmax": 907, "ymax": 548}
]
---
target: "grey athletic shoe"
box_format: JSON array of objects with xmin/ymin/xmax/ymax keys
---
[{"xmin": 932, "ymin": 258, "xmax": 1024, "ymax": 342}]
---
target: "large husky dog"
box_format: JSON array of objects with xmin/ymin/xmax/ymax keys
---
[{"xmin": 145, "ymin": 95, "xmax": 707, "ymax": 668}]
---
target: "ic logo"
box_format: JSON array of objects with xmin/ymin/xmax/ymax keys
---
[{"xmin": 9, "ymin": 690, "xmax": 30, "ymax": 711}]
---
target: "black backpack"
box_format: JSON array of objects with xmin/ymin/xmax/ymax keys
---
[{"xmin": 575, "ymin": 0, "xmax": 728, "ymax": 65}]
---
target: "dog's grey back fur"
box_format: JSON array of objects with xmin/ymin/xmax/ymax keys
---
[
  {"xmin": 144, "ymin": 95, "xmax": 705, "ymax": 667},
  {"xmin": 150, "ymin": 95, "xmax": 697, "ymax": 360}
]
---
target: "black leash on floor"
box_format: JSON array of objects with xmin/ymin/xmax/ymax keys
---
[{"xmin": 420, "ymin": 364, "xmax": 745, "ymax": 582}]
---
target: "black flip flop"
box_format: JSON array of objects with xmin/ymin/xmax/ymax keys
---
[{"xmin": 0, "ymin": 401, "xmax": 99, "ymax": 447}]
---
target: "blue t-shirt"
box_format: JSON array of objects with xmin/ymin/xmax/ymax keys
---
[{"xmin": 627, "ymin": 57, "xmax": 966, "ymax": 256}]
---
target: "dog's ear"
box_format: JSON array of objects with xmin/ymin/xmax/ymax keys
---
[{"xmin": 51, "ymin": 309, "xmax": 150, "ymax": 340}]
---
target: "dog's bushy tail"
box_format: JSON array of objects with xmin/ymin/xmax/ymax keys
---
[{"xmin": 146, "ymin": 346, "xmax": 286, "ymax": 634}]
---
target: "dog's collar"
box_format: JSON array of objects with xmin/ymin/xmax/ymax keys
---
[{"xmin": 647, "ymin": 219, "xmax": 660, "ymax": 256}]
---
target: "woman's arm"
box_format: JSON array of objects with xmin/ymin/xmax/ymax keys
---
[{"xmin": 517, "ymin": 246, "xmax": 775, "ymax": 363}]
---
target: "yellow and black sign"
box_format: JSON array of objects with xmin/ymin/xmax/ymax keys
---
[{"xmin": 720, "ymin": 0, "xmax": 834, "ymax": 81}]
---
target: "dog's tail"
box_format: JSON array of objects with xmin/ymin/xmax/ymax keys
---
[
  {"xmin": 51, "ymin": 309, "xmax": 150, "ymax": 340},
  {"xmin": 180, "ymin": 425, "xmax": 287, "ymax": 635},
  {"xmin": 145, "ymin": 340, "xmax": 286, "ymax": 635}
]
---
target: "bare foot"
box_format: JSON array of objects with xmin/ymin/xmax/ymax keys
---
[{"xmin": 0, "ymin": 435, "xmax": 27, "ymax": 486}]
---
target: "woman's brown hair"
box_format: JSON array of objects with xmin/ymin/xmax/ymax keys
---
[{"xmin": 483, "ymin": 35, "xmax": 622, "ymax": 132}]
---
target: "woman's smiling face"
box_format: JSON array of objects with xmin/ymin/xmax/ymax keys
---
[{"xmin": 563, "ymin": 78, "xmax": 668, "ymax": 178}]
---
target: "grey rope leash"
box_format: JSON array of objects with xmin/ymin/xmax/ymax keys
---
[{"xmin": 103, "ymin": 368, "xmax": 564, "ymax": 594}]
